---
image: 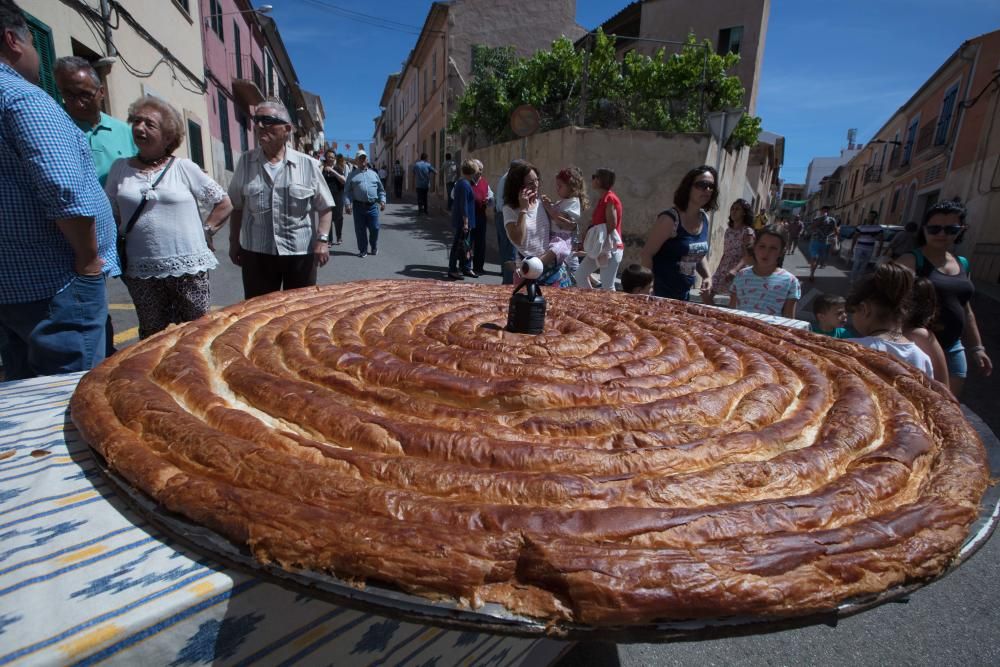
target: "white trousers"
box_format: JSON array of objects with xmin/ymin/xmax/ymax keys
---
[{"xmin": 574, "ymin": 248, "xmax": 624, "ymax": 290}]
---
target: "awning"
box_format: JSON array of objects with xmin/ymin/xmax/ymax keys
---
[{"xmin": 780, "ymin": 200, "xmax": 808, "ymax": 208}]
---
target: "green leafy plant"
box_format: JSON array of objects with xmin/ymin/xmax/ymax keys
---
[{"xmin": 448, "ymin": 31, "xmax": 762, "ymax": 149}]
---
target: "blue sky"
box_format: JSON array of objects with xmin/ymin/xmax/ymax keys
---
[{"xmin": 271, "ymin": 0, "xmax": 1000, "ymax": 182}]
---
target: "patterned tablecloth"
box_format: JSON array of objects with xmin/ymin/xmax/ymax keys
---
[{"xmin": 0, "ymin": 373, "xmax": 566, "ymax": 666}]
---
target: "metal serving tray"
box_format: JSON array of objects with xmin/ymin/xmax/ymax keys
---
[{"xmin": 89, "ymin": 408, "xmax": 1000, "ymax": 643}]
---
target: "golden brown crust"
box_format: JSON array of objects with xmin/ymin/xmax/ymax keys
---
[{"xmin": 70, "ymin": 280, "xmax": 989, "ymax": 625}]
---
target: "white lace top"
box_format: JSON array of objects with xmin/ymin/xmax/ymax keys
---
[{"xmin": 106, "ymin": 157, "xmax": 226, "ymax": 279}]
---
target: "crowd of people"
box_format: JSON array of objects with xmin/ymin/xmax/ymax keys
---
[
  {"xmin": 429, "ymin": 156, "xmax": 991, "ymax": 397},
  {"xmin": 0, "ymin": 0, "xmax": 991, "ymax": 396}
]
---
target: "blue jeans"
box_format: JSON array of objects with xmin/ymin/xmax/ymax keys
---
[
  {"xmin": 352, "ymin": 201, "xmax": 380, "ymax": 254},
  {"xmin": 945, "ymin": 339, "xmax": 968, "ymax": 378},
  {"xmin": 495, "ymin": 211, "xmax": 517, "ymax": 284},
  {"xmin": 0, "ymin": 274, "xmax": 108, "ymax": 380},
  {"xmin": 850, "ymin": 244, "xmax": 875, "ymax": 284}
]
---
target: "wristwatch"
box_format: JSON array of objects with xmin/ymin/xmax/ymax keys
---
[
  {"xmin": 317, "ymin": 233, "xmax": 330, "ymax": 243},
  {"xmin": 202, "ymin": 225, "xmax": 215, "ymax": 237}
]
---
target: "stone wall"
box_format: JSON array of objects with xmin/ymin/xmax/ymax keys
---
[{"xmin": 470, "ymin": 126, "xmax": 750, "ymax": 278}]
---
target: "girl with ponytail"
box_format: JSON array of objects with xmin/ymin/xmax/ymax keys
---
[{"xmin": 846, "ymin": 263, "xmax": 933, "ymax": 377}]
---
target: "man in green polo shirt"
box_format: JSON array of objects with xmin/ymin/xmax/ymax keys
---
[{"xmin": 54, "ymin": 56, "xmax": 136, "ymax": 185}]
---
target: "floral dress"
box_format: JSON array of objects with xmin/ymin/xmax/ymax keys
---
[{"xmin": 712, "ymin": 225, "xmax": 755, "ymax": 295}]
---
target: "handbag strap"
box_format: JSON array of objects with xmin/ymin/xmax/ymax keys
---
[{"xmin": 123, "ymin": 156, "xmax": 175, "ymax": 235}]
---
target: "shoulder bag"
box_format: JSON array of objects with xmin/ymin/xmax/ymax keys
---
[{"xmin": 116, "ymin": 157, "xmax": 175, "ymax": 273}]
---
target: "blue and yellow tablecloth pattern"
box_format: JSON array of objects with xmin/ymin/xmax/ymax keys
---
[{"xmin": 0, "ymin": 373, "xmax": 564, "ymax": 666}]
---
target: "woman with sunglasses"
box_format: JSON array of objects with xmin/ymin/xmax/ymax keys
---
[
  {"xmin": 640, "ymin": 165, "xmax": 717, "ymax": 301},
  {"xmin": 895, "ymin": 199, "xmax": 992, "ymax": 396}
]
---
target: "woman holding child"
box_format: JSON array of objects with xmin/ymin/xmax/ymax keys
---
[{"xmin": 502, "ymin": 162, "xmax": 572, "ymax": 286}]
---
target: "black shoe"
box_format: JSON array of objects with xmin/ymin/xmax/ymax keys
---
[
  {"xmin": 359, "ymin": 251, "xmax": 368, "ymax": 258},
  {"xmin": 371, "ymin": 248, "xmax": 378, "ymax": 256},
  {"xmin": 462, "ymin": 269, "xmax": 479, "ymax": 278},
  {"xmin": 447, "ymin": 271, "xmax": 464, "ymax": 280}
]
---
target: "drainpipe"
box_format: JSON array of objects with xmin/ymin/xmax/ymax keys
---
[{"xmin": 99, "ymin": 0, "xmax": 116, "ymax": 57}]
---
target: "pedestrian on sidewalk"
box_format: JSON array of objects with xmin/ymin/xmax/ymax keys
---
[
  {"xmin": 787, "ymin": 215, "xmax": 803, "ymax": 253},
  {"xmin": 469, "ymin": 159, "xmax": 492, "ymax": 277},
  {"xmin": 343, "ymin": 149, "xmax": 386, "ymax": 257},
  {"xmin": 707, "ymin": 198, "xmax": 754, "ymax": 305},
  {"xmin": 412, "ymin": 153, "xmax": 436, "ymax": 214},
  {"xmin": 641, "ymin": 165, "xmax": 714, "ymax": 301},
  {"xmin": 447, "ymin": 160, "xmax": 477, "ymax": 280},
  {"xmin": 578, "ymin": 168, "xmax": 624, "ymax": 291},
  {"xmin": 494, "ymin": 160, "xmax": 522, "ymax": 284},
  {"xmin": 227, "ymin": 98, "xmax": 334, "ymax": 298},
  {"xmin": 106, "ymin": 95, "xmax": 232, "ymax": 340},
  {"xmin": 322, "ymin": 152, "xmax": 347, "ymax": 245},
  {"xmin": 0, "ymin": 0, "xmax": 118, "ymax": 379},
  {"xmin": 392, "ymin": 160, "xmax": 403, "ymax": 200},
  {"xmin": 807, "ymin": 205, "xmax": 838, "ymax": 281},
  {"xmin": 730, "ymin": 226, "xmax": 800, "ymax": 319},
  {"xmin": 444, "ymin": 153, "xmax": 457, "ymax": 211},
  {"xmin": 850, "ymin": 210, "xmax": 884, "ymax": 285},
  {"xmin": 895, "ymin": 199, "xmax": 992, "ymax": 396}
]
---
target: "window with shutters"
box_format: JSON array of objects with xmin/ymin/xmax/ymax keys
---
[
  {"xmin": 23, "ymin": 12, "xmax": 60, "ymax": 104},
  {"xmin": 208, "ymin": 0, "xmax": 223, "ymax": 40},
  {"xmin": 188, "ymin": 119, "xmax": 204, "ymax": 168},
  {"xmin": 717, "ymin": 26, "xmax": 743, "ymax": 55},
  {"xmin": 935, "ymin": 84, "xmax": 959, "ymax": 146},
  {"xmin": 233, "ymin": 20, "xmax": 242, "ymax": 79},
  {"xmin": 902, "ymin": 116, "xmax": 919, "ymax": 166},
  {"xmin": 218, "ymin": 91, "xmax": 233, "ymax": 171}
]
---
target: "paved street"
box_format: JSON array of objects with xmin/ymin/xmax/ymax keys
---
[{"xmin": 105, "ymin": 202, "xmax": 999, "ymax": 666}]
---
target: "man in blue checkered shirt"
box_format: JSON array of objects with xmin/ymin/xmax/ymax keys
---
[{"xmin": 0, "ymin": 0, "xmax": 118, "ymax": 380}]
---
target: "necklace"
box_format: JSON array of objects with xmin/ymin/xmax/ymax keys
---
[
  {"xmin": 136, "ymin": 153, "xmax": 170, "ymax": 169},
  {"xmin": 868, "ymin": 328, "xmax": 907, "ymax": 342}
]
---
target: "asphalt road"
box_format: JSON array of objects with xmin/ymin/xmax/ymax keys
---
[{"xmin": 106, "ymin": 201, "xmax": 999, "ymax": 667}]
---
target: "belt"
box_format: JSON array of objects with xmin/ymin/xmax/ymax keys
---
[{"xmin": 353, "ymin": 199, "xmax": 377, "ymax": 206}]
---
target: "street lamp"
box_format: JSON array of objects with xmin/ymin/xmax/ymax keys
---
[{"xmin": 205, "ymin": 4, "xmax": 273, "ymax": 28}]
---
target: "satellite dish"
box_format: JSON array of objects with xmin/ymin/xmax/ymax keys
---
[{"xmin": 510, "ymin": 105, "xmax": 541, "ymax": 137}]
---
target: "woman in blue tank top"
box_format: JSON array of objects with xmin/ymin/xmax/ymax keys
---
[{"xmin": 640, "ymin": 165, "xmax": 717, "ymax": 301}]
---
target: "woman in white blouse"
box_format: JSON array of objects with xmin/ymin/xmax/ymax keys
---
[{"xmin": 105, "ymin": 96, "xmax": 232, "ymax": 339}]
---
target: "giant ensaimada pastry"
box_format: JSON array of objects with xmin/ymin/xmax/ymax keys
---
[{"xmin": 71, "ymin": 280, "xmax": 988, "ymax": 626}]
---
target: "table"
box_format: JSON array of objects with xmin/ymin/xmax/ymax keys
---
[{"xmin": 0, "ymin": 373, "xmax": 566, "ymax": 666}]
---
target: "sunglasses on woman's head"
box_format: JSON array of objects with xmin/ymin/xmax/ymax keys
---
[
  {"xmin": 693, "ymin": 181, "xmax": 715, "ymax": 191},
  {"xmin": 925, "ymin": 224, "xmax": 963, "ymax": 236},
  {"xmin": 252, "ymin": 114, "xmax": 287, "ymax": 127}
]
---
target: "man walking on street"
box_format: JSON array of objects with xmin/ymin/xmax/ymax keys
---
[
  {"xmin": 807, "ymin": 205, "xmax": 838, "ymax": 282},
  {"xmin": 443, "ymin": 152, "xmax": 457, "ymax": 211},
  {"xmin": 412, "ymin": 152, "xmax": 436, "ymax": 214},
  {"xmin": 849, "ymin": 210, "xmax": 884, "ymax": 285},
  {"xmin": 0, "ymin": 0, "xmax": 117, "ymax": 380},
  {"xmin": 227, "ymin": 98, "xmax": 334, "ymax": 299},
  {"xmin": 344, "ymin": 149, "xmax": 386, "ymax": 257},
  {"xmin": 392, "ymin": 160, "xmax": 403, "ymax": 200}
]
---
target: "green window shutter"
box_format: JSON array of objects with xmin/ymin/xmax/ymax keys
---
[
  {"xmin": 187, "ymin": 119, "xmax": 204, "ymax": 168},
  {"xmin": 23, "ymin": 12, "xmax": 61, "ymax": 105}
]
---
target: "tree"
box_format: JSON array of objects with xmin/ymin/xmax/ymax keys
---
[{"xmin": 448, "ymin": 31, "xmax": 762, "ymax": 149}]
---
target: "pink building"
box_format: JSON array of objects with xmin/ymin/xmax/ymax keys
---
[{"xmin": 200, "ymin": 0, "xmax": 269, "ymax": 185}]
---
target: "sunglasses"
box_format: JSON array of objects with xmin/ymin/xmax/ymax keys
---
[
  {"xmin": 253, "ymin": 114, "xmax": 288, "ymax": 127},
  {"xmin": 693, "ymin": 180, "xmax": 716, "ymax": 191},
  {"xmin": 925, "ymin": 224, "xmax": 963, "ymax": 236}
]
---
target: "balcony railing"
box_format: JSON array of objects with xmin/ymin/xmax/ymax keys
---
[
  {"xmin": 863, "ymin": 166, "xmax": 882, "ymax": 184},
  {"xmin": 229, "ymin": 52, "xmax": 264, "ymax": 108}
]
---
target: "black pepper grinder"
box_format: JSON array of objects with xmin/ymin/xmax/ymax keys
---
[{"xmin": 506, "ymin": 257, "xmax": 546, "ymax": 335}]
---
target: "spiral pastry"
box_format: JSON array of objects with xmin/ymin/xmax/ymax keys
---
[{"xmin": 71, "ymin": 280, "xmax": 988, "ymax": 625}]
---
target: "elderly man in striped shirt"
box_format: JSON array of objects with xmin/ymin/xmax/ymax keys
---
[{"xmin": 227, "ymin": 98, "xmax": 334, "ymax": 299}]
